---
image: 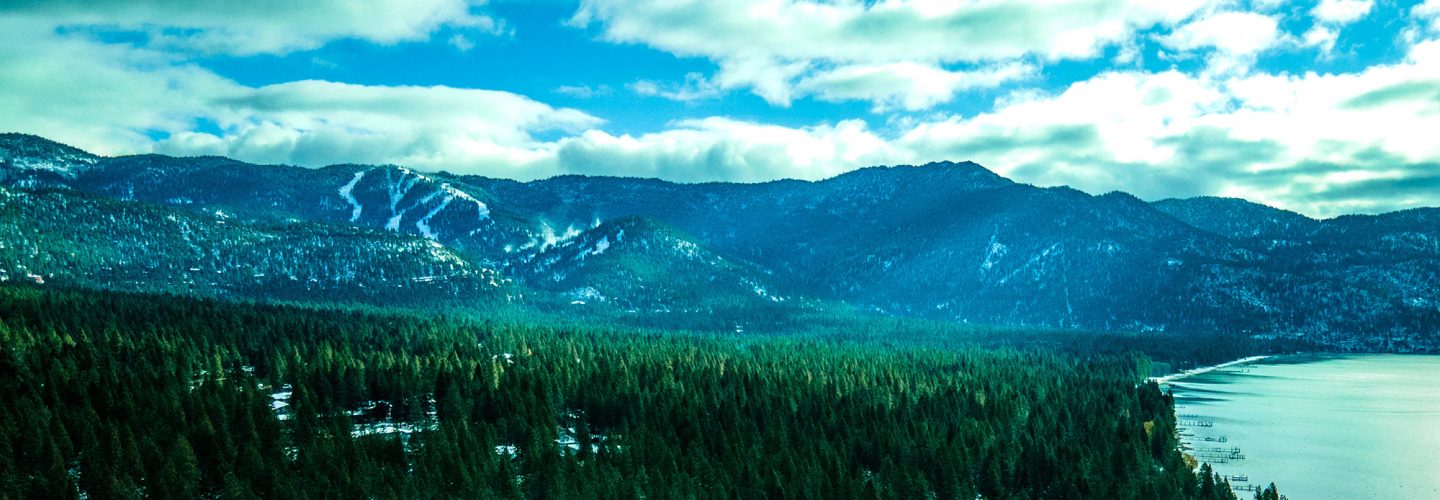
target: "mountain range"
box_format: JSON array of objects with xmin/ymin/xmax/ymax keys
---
[{"xmin": 2, "ymin": 132, "xmax": 1436, "ymax": 350}]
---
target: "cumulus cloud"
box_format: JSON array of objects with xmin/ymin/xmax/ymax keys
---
[
  {"xmin": 573, "ymin": 0, "xmax": 1213, "ymax": 109},
  {"xmin": 629, "ymin": 72, "xmax": 723, "ymax": 102},
  {"xmin": 0, "ymin": 19, "xmax": 237, "ymax": 155},
  {"xmin": 1300, "ymin": 0, "xmax": 1375, "ymax": 54},
  {"xmin": 554, "ymin": 84, "xmax": 613, "ymax": 99},
  {"xmin": 0, "ymin": 0, "xmax": 502, "ymax": 56},
  {"xmin": 1415, "ymin": 0, "xmax": 1440, "ymax": 33},
  {"xmin": 1302, "ymin": 26, "xmax": 1340, "ymax": 53},
  {"xmin": 553, "ymin": 118, "xmax": 899, "ymax": 182},
  {"xmin": 1160, "ymin": 11, "xmax": 1282, "ymax": 56},
  {"xmin": 798, "ymin": 61, "xmax": 1036, "ymax": 112},
  {"xmin": 0, "ymin": 16, "xmax": 599, "ymax": 179},
  {"xmin": 574, "ymin": 0, "xmax": 1207, "ymax": 65},
  {"xmin": 159, "ymin": 81, "xmax": 601, "ymax": 178},
  {"xmin": 1311, "ymin": 0, "xmax": 1375, "ymax": 25},
  {"xmin": 898, "ymin": 38, "xmax": 1440, "ymax": 217},
  {"xmin": 900, "ymin": 70, "xmax": 1233, "ymax": 196},
  {"xmin": 1158, "ymin": 11, "xmax": 1285, "ymax": 73},
  {"xmin": 448, "ymin": 34, "xmax": 476, "ymax": 51}
]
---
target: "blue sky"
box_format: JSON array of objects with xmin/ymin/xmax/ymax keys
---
[{"xmin": 2, "ymin": 0, "xmax": 1440, "ymax": 217}]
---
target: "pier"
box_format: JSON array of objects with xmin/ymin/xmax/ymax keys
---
[{"xmin": 1176, "ymin": 412, "xmax": 1250, "ymax": 486}]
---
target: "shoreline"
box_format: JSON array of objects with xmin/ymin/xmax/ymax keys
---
[{"xmin": 1149, "ymin": 355, "xmax": 1273, "ymax": 385}]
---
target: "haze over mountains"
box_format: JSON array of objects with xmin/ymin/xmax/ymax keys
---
[{"xmin": 3, "ymin": 133, "xmax": 1437, "ymax": 350}]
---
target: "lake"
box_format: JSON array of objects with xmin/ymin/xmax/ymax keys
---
[{"xmin": 1161, "ymin": 354, "xmax": 1440, "ymax": 499}]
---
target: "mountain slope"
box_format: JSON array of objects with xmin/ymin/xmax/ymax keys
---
[
  {"xmin": 1152, "ymin": 196, "xmax": 1321, "ymax": 239},
  {"xmin": 64, "ymin": 154, "xmax": 537, "ymax": 263},
  {"xmin": 0, "ymin": 133, "xmax": 99, "ymax": 188},
  {"xmin": 0, "ymin": 186, "xmax": 513, "ymax": 306},
  {"xmin": 513, "ymin": 216, "xmax": 795, "ymax": 313},
  {"xmin": 472, "ymin": 167, "xmax": 1255, "ymax": 330},
  {"xmin": 3, "ymin": 133, "xmax": 1438, "ymax": 348}
]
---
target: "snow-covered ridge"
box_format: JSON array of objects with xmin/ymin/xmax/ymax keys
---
[{"xmin": 340, "ymin": 166, "xmax": 491, "ymax": 240}]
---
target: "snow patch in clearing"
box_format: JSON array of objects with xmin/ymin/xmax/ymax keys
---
[
  {"xmin": 384, "ymin": 169, "xmax": 423, "ymax": 230},
  {"xmin": 338, "ymin": 170, "xmax": 365, "ymax": 222},
  {"xmin": 416, "ymin": 194, "xmax": 455, "ymax": 240},
  {"xmin": 538, "ymin": 222, "xmax": 582, "ymax": 250}
]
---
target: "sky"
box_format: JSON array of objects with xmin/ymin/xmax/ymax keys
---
[{"xmin": 2, "ymin": 0, "xmax": 1439, "ymax": 217}]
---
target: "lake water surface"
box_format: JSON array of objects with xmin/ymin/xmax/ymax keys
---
[{"xmin": 1162, "ymin": 354, "xmax": 1440, "ymax": 499}]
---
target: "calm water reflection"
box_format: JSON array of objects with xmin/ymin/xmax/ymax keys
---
[{"xmin": 1163, "ymin": 355, "xmax": 1440, "ymax": 500}]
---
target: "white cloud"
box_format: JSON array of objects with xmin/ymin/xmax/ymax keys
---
[
  {"xmin": 899, "ymin": 70, "xmax": 1231, "ymax": 193},
  {"xmin": 574, "ymin": 0, "xmax": 1217, "ymax": 109},
  {"xmin": 1158, "ymin": 11, "xmax": 1285, "ymax": 73},
  {"xmin": 1421, "ymin": 0, "xmax": 1440, "ymax": 17},
  {"xmin": 0, "ymin": 0, "xmax": 502, "ymax": 56},
  {"xmin": 896, "ymin": 37, "xmax": 1440, "ymax": 217},
  {"xmin": 1161, "ymin": 12, "xmax": 1282, "ymax": 56},
  {"xmin": 1304, "ymin": 0, "xmax": 1374, "ymax": 55},
  {"xmin": 555, "ymin": 84, "xmax": 613, "ymax": 99},
  {"xmin": 0, "ymin": 19, "xmax": 238, "ymax": 155},
  {"xmin": 1302, "ymin": 26, "xmax": 1339, "ymax": 53},
  {"xmin": 632, "ymin": 60, "xmax": 1036, "ymax": 111},
  {"xmin": 798, "ymin": 62, "xmax": 1036, "ymax": 112},
  {"xmin": 554, "ymin": 118, "xmax": 900, "ymax": 182},
  {"xmin": 1312, "ymin": 0, "xmax": 1375, "ymax": 25},
  {"xmin": 574, "ymin": 0, "xmax": 1209, "ymax": 65},
  {"xmin": 448, "ymin": 34, "xmax": 476, "ymax": 51},
  {"xmin": 1416, "ymin": 1, "xmax": 1440, "ymax": 33},
  {"xmin": 711, "ymin": 57, "xmax": 812, "ymax": 105},
  {"xmin": 629, "ymin": 72, "xmax": 723, "ymax": 102},
  {"xmin": 0, "ymin": 17, "xmax": 599, "ymax": 179},
  {"xmin": 160, "ymin": 81, "xmax": 601, "ymax": 177},
  {"xmin": 1250, "ymin": 0, "xmax": 1289, "ymax": 11}
]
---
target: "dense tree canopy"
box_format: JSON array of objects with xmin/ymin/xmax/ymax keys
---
[{"xmin": 0, "ymin": 285, "xmax": 1245, "ymax": 498}]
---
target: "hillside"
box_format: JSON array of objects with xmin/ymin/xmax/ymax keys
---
[
  {"xmin": 3, "ymin": 133, "xmax": 1438, "ymax": 348},
  {"xmin": 0, "ymin": 185, "xmax": 513, "ymax": 307}
]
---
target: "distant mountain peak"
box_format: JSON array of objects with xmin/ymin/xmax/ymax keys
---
[
  {"xmin": 0, "ymin": 132, "xmax": 84, "ymax": 150},
  {"xmin": 828, "ymin": 160, "xmax": 1014, "ymax": 192},
  {"xmin": 0, "ymin": 133, "xmax": 99, "ymax": 179}
]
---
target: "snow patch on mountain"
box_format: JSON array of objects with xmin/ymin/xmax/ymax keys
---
[
  {"xmin": 416, "ymin": 194, "xmax": 455, "ymax": 240},
  {"xmin": 535, "ymin": 222, "xmax": 583, "ymax": 251},
  {"xmin": 981, "ymin": 231, "xmax": 1007, "ymax": 272},
  {"xmin": 999, "ymin": 243, "xmax": 1062, "ymax": 285},
  {"xmin": 384, "ymin": 168, "xmax": 423, "ymax": 230},
  {"xmin": 339, "ymin": 171, "xmax": 365, "ymax": 223},
  {"xmin": 0, "ymin": 136, "xmax": 98, "ymax": 178}
]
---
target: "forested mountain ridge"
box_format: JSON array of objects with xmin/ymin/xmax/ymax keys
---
[
  {"xmin": 3, "ymin": 132, "xmax": 1438, "ymax": 349},
  {"xmin": 0, "ymin": 185, "xmax": 515, "ymax": 308},
  {"xmin": 511, "ymin": 216, "xmax": 802, "ymax": 313}
]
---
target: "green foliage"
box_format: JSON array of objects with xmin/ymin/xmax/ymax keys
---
[
  {"xmin": 0, "ymin": 285, "xmax": 1241, "ymax": 499},
  {"xmin": 1253, "ymin": 482, "xmax": 1286, "ymax": 500}
]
